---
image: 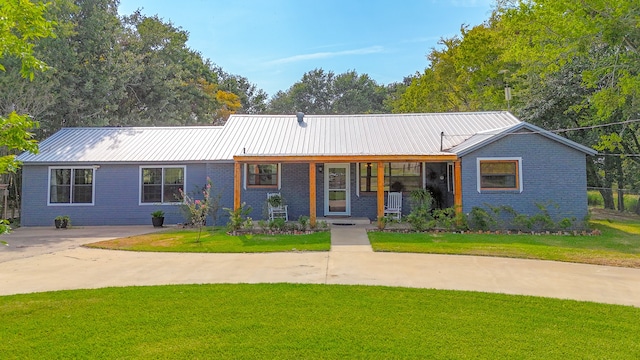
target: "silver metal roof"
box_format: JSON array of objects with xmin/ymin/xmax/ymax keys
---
[
  {"xmin": 17, "ymin": 112, "xmax": 594, "ymax": 164},
  {"xmin": 449, "ymin": 122, "xmax": 598, "ymax": 156},
  {"xmin": 212, "ymin": 111, "xmax": 522, "ymax": 159},
  {"xmin": 17, "ymin": 126, "xmax": 224, "ymax": 163}
]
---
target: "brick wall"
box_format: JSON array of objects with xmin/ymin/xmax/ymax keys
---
[{"xmin": 460, "ymin": 132, "xmax": 590, "ymax": 222}]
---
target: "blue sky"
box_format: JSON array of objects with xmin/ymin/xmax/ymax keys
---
[{"xmin": 118, "ymin": 0, "xmax": 494, "ymax": 98}]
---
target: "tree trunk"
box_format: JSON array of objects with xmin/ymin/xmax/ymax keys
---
[
  {"xmin": 635, "ymin": 195, "xmax": 640, "ymax": 215},
  {"xmin": 599, "ymin": 188, "xmax": 615, "ymax": 209}
]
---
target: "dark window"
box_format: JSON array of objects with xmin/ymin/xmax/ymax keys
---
[
  {"xmin": 359, "ymin": 162, "xmax": 422, "ymax": 192},
  {"xmin": 247, "ymin": 164, "xmax": 278, "ymax": 187},
  {"xmin": 141, "ymin": 167, "xmax": 184, "ymax": 203},
  {"xmin": 49, "ymin": 168, "xmax": 93, "ymax": 204}
]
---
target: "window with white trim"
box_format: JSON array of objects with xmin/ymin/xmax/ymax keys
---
[
  {"xmin": 477, "ymin": 158, "xmax": 522, "ymax": 192},
  {"xmin": 246, "ymin": 164, "xmax": 278, "ymax": 187},
  {"xmin": 49, "ymin": 167, "xmax": 94, "ymax": 205},
  {"xmin": 140, "ymin": 166, "xmax": 185, "ymax": 203}
]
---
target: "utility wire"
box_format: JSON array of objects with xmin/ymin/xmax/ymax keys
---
[{"xmin": 442, "ymin": 118, "xmax": 640, "ymax": 138}]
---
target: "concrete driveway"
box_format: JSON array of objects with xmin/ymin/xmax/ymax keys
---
[{"xmin": 1, "ymin": 225, "xmax": 639, "ymax": 308}]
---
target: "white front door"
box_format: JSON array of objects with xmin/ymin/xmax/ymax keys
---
[{"xmin": 324, "ymin": 163, "xmax": 350, "ymax": 216}]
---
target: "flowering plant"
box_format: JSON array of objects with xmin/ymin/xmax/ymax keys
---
[{"xmin": 179, "ymin": 177, "xmax": 218, "ymax": 242}]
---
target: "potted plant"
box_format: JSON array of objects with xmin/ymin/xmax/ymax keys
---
[
  {"xmin": 267, "ymin": 194, "xmax": 283, "ymax": 208},
  {"xmin": 54, "ymin": 215, "xmax": 70, "ymax": 229},
  {"xmin": 151, "ymin": 210, "xmax": 165, "ymax": 227}
]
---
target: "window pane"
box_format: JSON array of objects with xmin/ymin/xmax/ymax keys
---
[
  {"xmin": 164, "ymin": 168, "xmax": 184, "ymax": 185},
  {"xmin": 142, "ymin": 185, "xmax": 162, "ymax": 202},
  {"xmin": 388, "ymin": 162, "xmax": 422, "ymax": 191},
  {"xmin": 50, "ymin": 185, "xmax": 71, "ymax": 203},
  {"xmin": 73, "ymin": 185, "xmax": 93, "ymax": 203},
  {"xmin": 481, "ymin": 175, "xmax": 516, "ymax": 188},
  {"xmin": 359, "ymin": 163, "xmax": 379, "ymax": 192},
  {"xmin": 247, "ymin": 164, "xmax": 277, "ymax": 186},
  {"xmin": 163, "ymin": 168, "xmax": 184, "ymax": 202},
  {"xmin": 481, "ymin": 162, "xmax": 516, "ymax": 175},
  {"xmin": 50, "ymin": 169, "xmax": 71, "ymax": 203},
  {"xmin": 163, "ymin": 185, "xmax": 182, "ymax": 203},
  {"xmin": 143, "ymin": 168, "xmax": 162, "ymax": 185},
  {"xmin": 74, "ymin": 169, "xmax": 93, "ymax": 185},
  {"xmin": 73, "ymin": 169, "xmax": 93, "ymax": 203},
  {"xmin": 480, "ymin": 161, "xmax": 518, "ymax": 189}
]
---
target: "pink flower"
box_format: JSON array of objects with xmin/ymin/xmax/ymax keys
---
[{"xmin": 195, "ymin": 200, "xmax": 201, "ymax": 205}]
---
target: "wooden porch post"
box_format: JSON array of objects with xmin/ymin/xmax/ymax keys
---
[
  {"xmin": 234, "ymin": 162, "xmax": 241, "ymax": 210},
  {"xmin": 309, "ymin": 162, "xmax": 316, "ymax": 226},
  {"xmin": 377, "ymin": 161, "xmax": 385, "ymax": 228},
  {"xmin": 454, "ymin": 160, "xmax": 462, "ymax": 214}
]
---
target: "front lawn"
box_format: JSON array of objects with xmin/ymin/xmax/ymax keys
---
[
  {"xmin": 87, "ymin": 227, "xmax": 330, "ymax": 252},
  {"xmin": 369, "ymin": 214, "xmax": 640, "ymax": 268},
  {"xmin": 1, "ymin": 284, "xmax": 639, "ymax": 359}
]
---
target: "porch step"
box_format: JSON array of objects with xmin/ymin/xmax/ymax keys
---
[{"xmin": 320, "ymin": 217, "xmax": 371, "ymax": 225}]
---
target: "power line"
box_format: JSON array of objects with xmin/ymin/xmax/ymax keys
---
[
  {"xmin": 443, "ymin": 118, "xmax": 640, "ymax": 138},
  {"xmin": 440, "ymin": 119, "xmax": 640, "ymax": 157},
  {"xmin": 553, "ymin": 118, "xmax": 640, "ymax": 133}
]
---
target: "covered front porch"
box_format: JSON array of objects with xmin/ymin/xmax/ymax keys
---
[{"xmin": 232, "ymin": 155, "xmax": 463, "ymax": 227}]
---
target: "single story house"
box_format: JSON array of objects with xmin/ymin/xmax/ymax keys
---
[{"xmin": 17, "ymin": 111, "xmax": 597, "ymax": 227}]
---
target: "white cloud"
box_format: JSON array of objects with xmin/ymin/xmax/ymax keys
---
[{"xmin": 268, "ymin": 46, "xmax": 384, "ymax": 65}]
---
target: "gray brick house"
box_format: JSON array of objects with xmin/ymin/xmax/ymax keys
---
[{"xmin": 17, "ymin": 112, "xmax": 596, "ymax": 226}]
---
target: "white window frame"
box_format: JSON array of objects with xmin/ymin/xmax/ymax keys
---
[
  {"xmin": 476, "ymin": 157, "xmax": 523, "ymax": 193},
  {"xmin": 139, "ymin": 165, "xmax": 186, "ymax": 205},
  {"xmin": 47, "ymin": 166, "xmax": 96, "ymax": 206}
]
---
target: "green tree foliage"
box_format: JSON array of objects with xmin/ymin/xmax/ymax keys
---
[
  {"xmin": 392, "ymin": 20, "xmax": 510, "ymax": 113},
  {"xmin": 1, "ymin": 0, "xmax": 266, "ymax": 137},
  {"xmin": 267, "ymin": 69, "xmax": 392, "ymax": 114},
  {"xmin": 213, "ymin": 66, "xmax": 268, "ymax": 115},
  {"xmin": 0, "ymin": 0, "xmax": 52, "ymax": 168},
  {"xmin": 0, "ymin": 0, "xmax": 55, "ymax": 232},
  {"xmin": 498, "ymin": 0, "xmax": 640, "ymax": 210},
  {"xmin": 0, "ymin": 0, "xmax": 55, "ymax": 78}
]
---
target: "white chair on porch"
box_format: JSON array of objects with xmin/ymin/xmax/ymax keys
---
[
  {"xmin": 384, "ymin": 192, "xmax": 402, "ymax": 220},
  {"xmin": 267, "ymin": 192, "xmax": 288, "ymax": 221}
]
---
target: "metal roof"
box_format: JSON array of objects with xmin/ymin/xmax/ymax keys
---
[
  {"xmin": 449, "ymin": 122, "xmax": 598, "ymax": 156},
  {"xmin": 17, "ymin": 126, "xmax": 224, "ymax": 163},
  {"xmin": 212, "ymin": 111, "xmax": 522, "ymax": 159},
  {"xmin": 17, "ymin": 112, "xmax": 595, "ymax": 164}
]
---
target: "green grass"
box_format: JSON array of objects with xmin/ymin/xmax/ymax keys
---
[
  {"xmin": 588, "ymin": 190, "xmax": 639, "ymax": 211},
  {"xmin": 87, "ymin": 227, "xmax": 330, "ymax": 252},
  {"xmin": 369, "ymin": 220, "xmax": 640, "ymax": 268},
  {"xmin": 1, "ymin": 284, "xmax": 639, "ymax": 359}
]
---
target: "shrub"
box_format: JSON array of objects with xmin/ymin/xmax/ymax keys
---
[
  {"xmin": 297, "ymin": 215, "xmax": 309, "ymax": 231},
  {"xmin": 431, "ymin": 207, "xmax": 457, "ymax": 231},
  {"xmin": 269, "ymin": 218, "xmax": 286, "ymax": 231},
  {"xmin": 468, "ymin": 207, "xmax": 495, "ymax": 231},
  {"xmin": 224, "ymin": 203, "xmax": 253, "ymax": 234}
]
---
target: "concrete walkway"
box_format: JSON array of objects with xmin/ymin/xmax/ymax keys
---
[{"xmin": 1, "ymin": 225, "xmax": 640, "ymax": 308}]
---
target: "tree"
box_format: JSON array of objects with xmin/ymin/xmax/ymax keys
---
[
  {"xmin": 391, "ymin": 20, "xmax": 510, "ymax": 113},
  {"xmin": 267, "ymin": 68, "xmax": 392, "ymax": 114},
  {"xmin": 499, "ymin": 0, "xmax": 640, "ymax": 210},
  {"xmin": 212, "ymin": 66, "xmax": 268, "ymax": 115},
  {"xmin": 0, "ymin": 0, "xmax": 55, "ymax": 232},
  {"xmin": 0, "ymin": 0, "xmax": 55, "ymax": 78}
]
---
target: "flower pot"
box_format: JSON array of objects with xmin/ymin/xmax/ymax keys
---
[
  {"xmin": 152, "ymin": 216, "xmax": 165, "ymax": 228},
  {"xmin": 55, "ymin": 219, "xmax": 68, "ymax": 229}
]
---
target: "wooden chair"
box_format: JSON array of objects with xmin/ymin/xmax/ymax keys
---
[
  {"xmin": 384, "ymin": 192, "xmax": 402, "ymax": 220},
  {"xmin": 267, "ymin": 192, "xmax": 288, "ymax": 221}
]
